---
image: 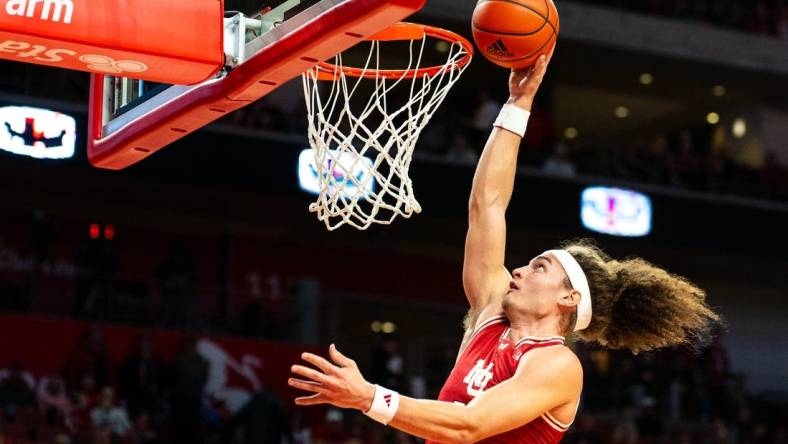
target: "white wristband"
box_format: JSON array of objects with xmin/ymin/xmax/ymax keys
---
[
  {"xmin": 493, "ymin": 104, "xmax": 531, "ymax": 138},
  {"xmin": 364, "ymin": 385, "xmax": 400, "ymax": 425}
]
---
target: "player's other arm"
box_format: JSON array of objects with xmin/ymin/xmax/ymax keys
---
[
  {"xmin": 462, "ymin": 54, "xmax": 552, "ymax": 321},
  {"xmin": 290, "ymin": 343, "xmax": 581, "ymax": 444},
  {"xmin": 390, "ymin": 346, "xmax": 581, "ymax": 443}
]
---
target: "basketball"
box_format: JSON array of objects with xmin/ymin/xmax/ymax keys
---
[{"xmin": 472, "ymin": 0, "xmax": 559, "ymax": 69}]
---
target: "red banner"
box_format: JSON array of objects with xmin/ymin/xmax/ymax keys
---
[
  {"xmin": 0, "ymin": 0, "xmax": 223, "ymax": 84},
  {"xmin": 0, "ymin": 314, "xmax": 319, "ymax": 410}
]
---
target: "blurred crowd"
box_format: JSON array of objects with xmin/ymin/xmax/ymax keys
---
[
  {"xmin": 0, "ymin": 330, "xmax": 293, "ymax": 444},
  {"xmin": 0, "ymin": 212, "xmax": 786, "ymax": 443},
  {"xmin": 1, "ymin": 334, "xmax": 199, "ymax": 444},
  {"xmin": 562, "ymin": 125, "xmax": 788, "ymax": 201},
  {"xmin": 2, "ymin": 325, "xmax": 786, "ymax": 444},
  {"xmin": 368, "ymin": 334, "xmax": 788, "ymax": 444},
  {"xmin": 565, "ymin": 339, "xmax": 788, "ymax": 444},
  {"xmin": 222, "ymin": 90, "xmax": 788, "ymax": 203},
  {"xmin": 573, "ymin": 0, "xmax": 788, "ymax": 38}
]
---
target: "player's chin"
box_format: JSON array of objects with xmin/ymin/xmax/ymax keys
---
[{"xmin": 502, "ymin": 291, "xmax": 514, "ymax": 309}]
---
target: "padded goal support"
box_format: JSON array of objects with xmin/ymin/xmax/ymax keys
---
[{"xmin": 0, "ymin": 0, "xmax": 224, "ymax": 85}]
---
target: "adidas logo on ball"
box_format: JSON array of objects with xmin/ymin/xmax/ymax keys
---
[{"xmin": 487, "ymin": 39, "xmax": 514, "ymax": 58}]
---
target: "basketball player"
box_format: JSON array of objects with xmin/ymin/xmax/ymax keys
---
[{"xmin": 288, "ymin": 52, "xmax": 721, "ymax": 443}]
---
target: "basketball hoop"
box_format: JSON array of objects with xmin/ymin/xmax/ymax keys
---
[{"xmin": 302, "ymin": 22, "xmax": 473, "ymax": 230}]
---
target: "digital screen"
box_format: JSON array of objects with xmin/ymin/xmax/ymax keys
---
[
  {"xmin": 581, "ymin": 186, "xmax": 652, "ymax": 237},
  {"xmin": 298, "ymin": 149, "xmax": 376, "ymax": 199},
  {"xmin": 0, "ymin": 106, "xmax": 76, "ymax": 159}
]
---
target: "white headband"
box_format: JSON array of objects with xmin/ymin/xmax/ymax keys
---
[{"xmin": 545, "ymin": 250, "xmax": 592, "ymax": 332}]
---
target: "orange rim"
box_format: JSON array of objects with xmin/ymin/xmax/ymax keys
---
[{"xmin": 313, "ymin": 22, "xmax": 474, "ymax": 80}]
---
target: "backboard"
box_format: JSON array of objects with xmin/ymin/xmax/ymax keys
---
[{"xmin": 86, "ymin": 0, "xmax": 426, "ymax": 169}]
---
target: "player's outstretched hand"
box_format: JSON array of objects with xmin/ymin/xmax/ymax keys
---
[
  {"xmin": 508, "ymin": 47, "xmax": 554, "ymax": 111},
  {"xmin": 289, "ymin": 344, "xmax": 376, "ymax": 411}
]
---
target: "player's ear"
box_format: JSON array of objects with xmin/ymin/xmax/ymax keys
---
[{"xmin": 558, "ymin": 289, "xmax": 580, "ymax": 308}]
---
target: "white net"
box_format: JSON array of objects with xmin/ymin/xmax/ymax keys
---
[{"xmin": 302, "ymin": 29, "xmax": 470, "ymax": 230}]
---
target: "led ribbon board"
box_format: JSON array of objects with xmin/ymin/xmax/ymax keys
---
[
  {"xmin": 581, "ymin": 186, "xmax": 652, "ymax": 237},
  {"xmin": 0, "ymin": 0, "xmax": 223, "ymax": 85},
  {"xmin": 0, "ymin": 105, "xmax": 76, "ymax": 159}
]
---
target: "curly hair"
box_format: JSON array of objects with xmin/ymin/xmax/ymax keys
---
[{"xmin": 560, "ymin": 239, "xmax": 722, "ymax": 354}]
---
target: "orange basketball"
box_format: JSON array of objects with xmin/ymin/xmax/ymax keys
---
[{"xmin": 472, "ymin": 0, "xmax": 559, "ymax": 69}]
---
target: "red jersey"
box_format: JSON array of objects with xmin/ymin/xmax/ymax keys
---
[{"xmin": 427, "ymin": 316, "xmax": 571, "ymax": 444}]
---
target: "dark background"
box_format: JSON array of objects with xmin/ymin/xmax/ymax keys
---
[{"xmin": 1, "ymin": 0, "xmax": 787, "ymax": 443}]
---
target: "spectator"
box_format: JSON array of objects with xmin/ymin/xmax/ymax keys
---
[
  {"xmin": 0, "ymin": 362, "xmax": 35, "ymax": 390},
  {"xmin": 563, "ymin": 414, "xmax": 606, "ymax": 444},
  {"xmin": 471, "ymin": 89, "xmax": 501, "ymax": 141},
  {"xmin": 89, "ymin": 387, "xmax": 132, "ymax": 439},
  {"xmin": 240, "ymin": 273, "xmax": 283, "ymax": 339},
  {"xmin": 36, "ymin": 376, "xmax": 70, "ymax": 426},
  {"xmin": 703, "ymin": 335, "xmax": 732, "ymax": 419},
  {"xmin": 51, "ymin": 433, "xmax": 71, "ymax": 444},
  {"xmin": 637, "ymin": 133, "xmax": 672, "ymax": 184},
  {"xmin": 419, "ymin": 109, "xmax": 452, "ymax": 156},
  {"xmin": 468, "ymin": 89, "xmax": 503, "ymax": 150},
  {"xmin": 169, "ymin": 338, "xmax": 208, "ymax": 444},
  {"xmin": 669, "ymin": 129, "xmax": 702, "ymax": 187},
  {"xmin": 761, "ymin": 150, "xmax": 788, "ymax": 197},
  {"xmin": 729, "ymin": 136, "xmax": 766, "ymax": 192},
  {"xmin": 0, "ymin": 361, "xmax": 36, "ymax": 419},
  {"xmin": 573, "ymin": 0, "xmax": 784, "ymax": 36},
  {"xmin": 706, "ymin": 125, "xmax": 733, "ymax": 192},
  {"xmin": 30, "ymin": 209, "xmax": 57, "ymax": 267},
  {"xmin": 780, "ymin": 2, "xmax": 788, "ymax": 39},
  {"xmin": 611, "ymin": 408, "xmax": 638, "ymax": 444},
  {"xmin": 445, "ymin": 132, "xmax": 478, "ymax": 164},
  {"xmin": 710, "ymin": 417, "xmax": 735, "ymax": 444},
  {"xmin": 542, "ymin": 142, "xmax": 577, "ymax": 177},
  {"xmin": 73, "ymin": 234, "xmax": 118, "ymax": 319},
  {"xmin": 65, "ymin": 326, "xmax": 109, "ymax": 391},
  {"xmin": 158, "ymin": 245, "xmax": 201, "ymax": 329},
  {"xmin": 775, "ymin": 426, "xmax": 788, "ymax": 444},
  {"xmin": 312, "ymin": 408, "xmax": 350, "ymax": 444},
  {"xmin": 291, "ymin": 413, "xmax": 312, "ymax": 444},
  {"xmin": 128, "ymin": 413, "xmax": 157, "ymax": 444},
  {"xmin": 93, "ymin": 425, "xmax": 114, "ymax": 444},
  {"xmin": 371, "ymin": 335, "xmax": 404, "ymax": 392},
  {"xmin": 230, "ymin": 391, "xmax": 292, "ymax": 444},
  {"xmin": 744, "ymin": 0, "xmax": 778, "ymax": 35},
  {"xmin": 345, "ymin": 412, "xmax": 377, "ymax": 444},
  {"xmin": 118, "ymin": 336, "xmax": 164, "ymax": 422},
  {"xmin": 522, "ymin": 109, "xmax": 557, "ymax": 167},
  {"xmin": 70, "ymin": 376, "xmax": 98, "ymax": 442}
]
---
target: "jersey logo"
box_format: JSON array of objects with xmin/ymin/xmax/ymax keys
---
[{"xmin": 463, "ymin": 359, "xmax": 495, "ymax": 397}]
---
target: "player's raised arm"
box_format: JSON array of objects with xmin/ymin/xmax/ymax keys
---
[{"xmin": 462, "ymin": 53, "xmax": 553, "ymax": 318}]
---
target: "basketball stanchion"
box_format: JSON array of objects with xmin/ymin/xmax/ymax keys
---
[{"xmin": 302, "ymin": 22, "xmax": 473, "ymax": 230}]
